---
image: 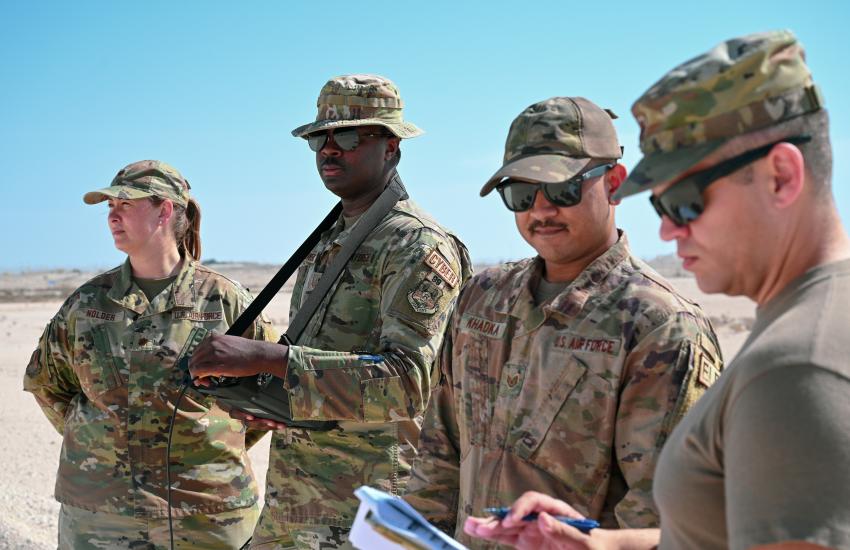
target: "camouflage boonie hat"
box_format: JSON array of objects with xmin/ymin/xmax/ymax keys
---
[
  {"xmin": 616, "ymin": 29, "xmax": 824, "ymax": 199},
  {"xmin": 480, "ymin": 96, "xmax": 622, "ymax": 197},
  {"xmin": 84, "ymin": 160, "xmax": 191, "ymax": 207},
  {"xmin": 291, "ymin": 74, "xmax": 423, "ymax": 139}
]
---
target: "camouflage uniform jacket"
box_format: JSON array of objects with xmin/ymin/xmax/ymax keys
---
[
  {"xmin": 23, "ymin": 259, "xmax": 279, "ymax": 517},
  {"xmin": 261, "ymin": 198, "xmax": 471, "ymax": 532},
  {"xmin": 405, "ymin": 234, "xmax": 723, "ymax": 545}
]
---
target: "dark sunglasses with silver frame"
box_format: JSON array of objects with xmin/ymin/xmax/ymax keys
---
[
  {"xmin": 650, "ymin": 135, "xmax": 811, "ymax": 226},
  {"xmin": 305, "ymin": 128, "xmax": 393, "ymax": 152},
  {"xmin": 496, "ymin": 163, "xmax": 614, "ymax": 212}
]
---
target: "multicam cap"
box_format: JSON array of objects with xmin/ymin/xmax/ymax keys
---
[
  {"xmin": 616, "ymin": 29, "xmax": 824, "ymax": 199},
  {"xmin": 83, "ymin": 160, "xmax": 191, "ymax": 207},
  {"xmin": 480, "ymin": 97, "xmax": 622, "ymax": 197},
  {"xmin": 291, "ymin": 74, "xmax": 423, "ymax": 139}
]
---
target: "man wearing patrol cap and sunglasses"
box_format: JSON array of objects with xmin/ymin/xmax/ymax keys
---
[
  {"xmin": 189, "ymin": 75, "xmax": 471, "ymax": 549},
  {"xmin": 465, "ymin": 31, "xmax": 850, "ymax": 550},
  {"xmin": 405, "ymin": 96, "xmax": 721, "ymax": 547}
]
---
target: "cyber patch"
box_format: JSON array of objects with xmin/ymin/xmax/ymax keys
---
[
  {"xmin": 407, "ymin": 272, "xmax": 445, "ymax": 315},
  {"xmin": 424, "ymin": 250, "xmax": 459, "ymax": 288}
]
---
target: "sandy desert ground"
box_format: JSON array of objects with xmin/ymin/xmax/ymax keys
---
[{"xmin": 0, "ymin": 263, "xmax": 755, "ymax": 549}]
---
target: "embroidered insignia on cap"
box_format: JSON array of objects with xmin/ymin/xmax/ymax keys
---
[{"xmin": 424, "ymin": 250, "xmax": 459, "ymax": 288}]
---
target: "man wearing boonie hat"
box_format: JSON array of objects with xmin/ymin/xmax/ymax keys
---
[
  {"xmin": 406, "ymin": 96, "xmax": 721, "ymax": 548},
  {"xmin": 188, "ymin": 75, "xmax": 472, "ymax": 549},
  {"xmin": 464, "ymin": 31, "xmax": 850, "ymax": 550}
]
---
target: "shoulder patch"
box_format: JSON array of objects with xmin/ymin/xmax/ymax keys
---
[
  {"xmin": 694, "ymin": 333, "xmax": 722, "ymax": 388},
  {"xmin": 425, "ymin": 250, "xmax": 459, "ymax": 288},
  {"xmin": 408, "ymin": 277, "xmax": 443, "ymax": 314}
]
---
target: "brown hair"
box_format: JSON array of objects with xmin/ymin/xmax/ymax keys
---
[{"xmin": 150, "ymin": 197, "xmax": 202, "ymax": 260}]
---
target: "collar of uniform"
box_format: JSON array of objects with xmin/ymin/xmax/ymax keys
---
[
  {"xmin": 107, "ymin": 259, "xmax": 148, "ymax": 314},
  {"xmin": 498, "ymin": 231, "xmax": 630, "ymax": 333},
  {"xmin": 167, "ymin": 258, "xmax": 198, "ymax": 310},
  {"xmin": 328, "ymin": 199, "xmax": 411, "ymax": 248},
  {"xmin": 545, "ymin": 231, "xmax": 630, "ymax": 319},
  {"xmin": 106, "ymin": 257, "xmax": 197, "ymax": 314}
]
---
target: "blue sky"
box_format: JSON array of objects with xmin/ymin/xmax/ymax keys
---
[{"xmin": 1, "ymin": 1, "xmax": 848, "ymax": 270}]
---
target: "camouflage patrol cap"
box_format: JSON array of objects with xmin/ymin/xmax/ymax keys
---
[
  {"xmin": 83, "ymin": 160, "xmax": 191, "ymax": 207},
  {"xmin": 616, "ymin": 30, "xmax": 824, "ymax": 199},
  {"xmin": 291, "ymin": 74, "xmax": 423, "ymax": 139},
  {"xmin": 480, "ymin": 96, "xmax": 622, "ymax": 197}
]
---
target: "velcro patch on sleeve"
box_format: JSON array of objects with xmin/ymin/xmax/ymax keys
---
[{"xmin": 424, "ymin": 250, "xmax": 459, "ymax": 288}]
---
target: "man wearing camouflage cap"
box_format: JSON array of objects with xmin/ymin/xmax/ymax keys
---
[
  {"xmin": 405, "ymin": 96, "xmax": 721, "ymax": 548},
  {"xmin": 465, "ymin": 31, "xmax": 850, "ymax": 550},
  {"xmin": 189, "ymin": 74, "xmax": 471, "ymax": 549}
]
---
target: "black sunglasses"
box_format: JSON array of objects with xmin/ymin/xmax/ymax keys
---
[
  {"xmin": 306, "ymin": 128, "xmax": 392, "ymax": 152},
  {"xmin": 650, "ymin": 135, "xmax": 811, "ymax": 226},
  {"xmin": 496, "ymin": 164, "xmax": 613, "ymax": 212}
]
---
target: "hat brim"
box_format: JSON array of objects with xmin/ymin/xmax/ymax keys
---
[
  {"xmin": 479, "ymin": 154, "xmax": 591, "ymax": 197},
  {"xmin": 290, "ymin": 118, "xmax": 424, "ymax": 139},
  {"xmin": 83, "ymin": 185, "xmax": 156, "ymax": 205},
  {"xmin": 614, "ymin": 140, "xmax": 726, "ymax": 200}
]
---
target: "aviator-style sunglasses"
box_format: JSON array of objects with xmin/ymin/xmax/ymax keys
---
[
  {"xmin": 306, "ymin": 128, "xmax": 393, "ymax": 152},
  {"xmin": 496, "ymin": 164, "xmax": 614, "ymax": 212},
  {"xmin": 650, "ymin": 135, "xmax": 811, "ymax": 226}
]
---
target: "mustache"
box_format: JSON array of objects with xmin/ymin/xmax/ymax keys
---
[
  {"xmin": 528, "ymin": 220, "xmax": 568, "ymax": 233},
  {"xmin": 321, "ymin": 158, "xmax": 344, "ymax": 169}
]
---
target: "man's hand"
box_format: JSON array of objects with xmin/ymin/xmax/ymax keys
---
[
  {"xmin": 188, "ymin": 333, "xmax": 288, "ymax": 385},
  {"xmin": 464, "ymin": 491, "xmax": 610, "ymax": 550}
]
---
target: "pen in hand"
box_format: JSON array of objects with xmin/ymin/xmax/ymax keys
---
[{"xmin": 484, "ymin": 506, "xmax": 600, "ymax": 534}]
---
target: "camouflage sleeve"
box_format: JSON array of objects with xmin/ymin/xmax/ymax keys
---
[
  {"xmin": 404, "ymin": 311, "xmax": 462, "ymax": 534},
  {"xmin": 283, "ymin": 229, "xmax": 464, "ymax": 423},
  {"xmin": 23, "ymin": 308, "xmax": 81, "ymax": 435},
  {"xmin": 613, "ymin": 312, "xmax": 721, "ymax": 528},
  {"xmin": 232, "ymin": 285, "xmax": 281, "ymax": 448}
]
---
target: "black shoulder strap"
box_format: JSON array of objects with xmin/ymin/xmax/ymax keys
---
[
  {"xmin": 286, "ymin": 172, "xmax": 407, "ymax": 344},
  {"xmin": 224, "ymin": 172, "xmax": 407, "ymax": 341},
  {"xmin": 224, "ymin": 204, "xmax": 342, "ymax": 338}
]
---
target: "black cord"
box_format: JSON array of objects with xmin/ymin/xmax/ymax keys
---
[{"xmin": 167, "ymin": 381, "xmax": 190, "ymax": 550}]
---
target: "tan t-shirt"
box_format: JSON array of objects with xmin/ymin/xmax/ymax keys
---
[{"xmin": 654, "ymin": 259, "xmax": 850, "ymax": 550}]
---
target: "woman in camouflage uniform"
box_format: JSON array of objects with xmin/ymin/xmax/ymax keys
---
[{"xmin": 24, "ymin": 160, "xmax": 278, "ymax": 549}]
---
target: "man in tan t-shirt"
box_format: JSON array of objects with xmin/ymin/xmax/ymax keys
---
[{"xmin": 463, "ymin": 30, "xmax": 850, "ymax": 550}]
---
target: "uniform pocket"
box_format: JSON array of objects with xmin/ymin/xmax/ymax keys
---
[
  {"xmin": 362, "ymin": 376, "xmax": 409, "ymax": 422},
  {"xmin": 76, "ymin": 322, "xmax": 125, "ymax": 398},
  {"xmin": 521, "ymin": 355, "xmax": 617, "ymax": 491}
]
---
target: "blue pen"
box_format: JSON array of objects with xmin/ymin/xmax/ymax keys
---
[
  {"xmin": 484, "ymin": 507, "xmax": 600, "ymax": 533},
  {"xmin": 357, "ymin": 354, "xmax": 384, "ymax": 363}
]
